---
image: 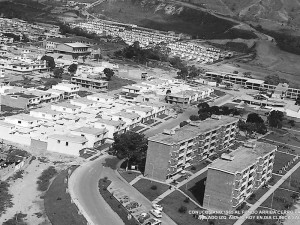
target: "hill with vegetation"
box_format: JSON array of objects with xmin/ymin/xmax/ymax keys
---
[{"xmin": 89, "ymin": 0, "xmax": 257, "ymax": 40}]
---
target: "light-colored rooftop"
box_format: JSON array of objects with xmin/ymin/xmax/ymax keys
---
[
  {"xmin": 149, "ymin": 116, "xmax": 238, "ymax": 145},
  {"xmin": 52, "ymin": 102, "xmax": 81, "ymax": 109},
  {"xmin": 127, "ymin": 105, "xmax": 153, "ymax": 113},
  {"xmin": 48, "ymin": 134, "xmax": 87, "ymax": 143},
  {"xmin": 31, "ymin": 107, "xmax": 62, "ymax": 115},
  {"xmin": 64, "ymin": 42, "xmax": 89, "ymax": 48},
  {"xmin": 6, "ymin": 114, "xmax": 40, "ymax": 122},
  {"xmin": 72, "ymin": 126, "xmax": 107, "ymax": 135},
  {"xmin": 96, "ymin": 118, "xmax": 126, "ymax": 127},
  {"xmin": 113, "ymin": 111, "xmax": 141, "ymax": 120},
  {"xmin": 209, "ymin": 142, "xmax": 276, "ymax": 173},
  {"xmin": 71, "ymin": 98, "xmax": 96, "ymax": 105}
]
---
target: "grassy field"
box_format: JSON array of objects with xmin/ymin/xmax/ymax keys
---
[
  {"xmin": 118, "ymin": 170, "xmax": 141, "ymax": 183},
  {"xmin": 247, "ymin": 187, "xmax": 270, "ymax": 205},
  {"xmin": 261, "ymin": 188, "xmax": 296, "ymax": 210},
  {"xmin": 273, "ymin": 151, "xmax": 296, "ymax": 174},
  {"xmin": 278, "ymin": 166, "xmax": 300, "ymax": 193},
  {"xmin": 44, "ymin": 166, "xmax": 87, "ymax": 225},
  {"xmin": 179, "ymin": 171, "xmax": 207, "ymax": 205},
  {"xmin": 133, "ymin": 179, "xmax": 170, "ymax": 201}
]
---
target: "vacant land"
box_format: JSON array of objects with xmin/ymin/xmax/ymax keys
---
[
  {"xmin": 133, "ymin": 179, "xmax": 169, "ymax": 201},
  {"xmin": 44, "ymin": 166, "xmax": 87, "ymax": 225},
  {"xmin": 273, "ymin": 151, "xmax": 295, "ymax": 174},
  {"xmin": 108, "ymin": 76, "xmax": 136, "ymax": 91}
]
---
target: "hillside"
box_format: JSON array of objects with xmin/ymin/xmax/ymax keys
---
[
  {"xmin": 89, "ymin": 0, "xmax": 257, "ymax": 39},
  {"xmin": 181, "ymin": 0, "xmax": 300, "ymax": 33}
]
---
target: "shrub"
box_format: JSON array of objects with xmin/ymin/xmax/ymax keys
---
[
  {"xmin": 178, "ymin": 205, "xmax": 187, "ymax": 214},
  {"xmin": 190, "ymin": 166, "xmax": 196, "ymax": 171},
  {"xmin": 150, "ymin": 185, "xmax": 157, "ymax": 190},
  {"xmin": 37, "ymin": 166, "xmax": 57, "ymax": 191},
  {"xmin": 184, "ymin": 197, "xmax": 190, "ymax": 203}
]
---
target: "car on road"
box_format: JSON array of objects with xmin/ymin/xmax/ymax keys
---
[
  {"xmin": 144, "ymin": 218, "xmax": 162, "ymax": 225},
  {"xmin": 152, "ymin": 203, "xmax": 163, "ymax": 211},
  {"xmin": 150, "ymin": 209, "xmax": 162, "ymax": 218},
  {"xmin": 137, "ymin": 212, "xmax": 150, "ymax": 223}
]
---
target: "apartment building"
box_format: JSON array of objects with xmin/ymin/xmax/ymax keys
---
[
  {"xmin": 71, "ymin": 77, "xmax": 108, "ymax": 91},
  {"xmin": 144, "ymin": 116, "xmax": 239, "ymax": 181},
  {"xmin": 203, "ymin": 141, "xmax": 276, "ymax": 211},
  {"xmin": 52, "ymin": 83, "xmax": 79, "ymax": 99}
]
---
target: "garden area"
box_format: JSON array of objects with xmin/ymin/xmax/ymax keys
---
[
  {"xmin": 118, "ymin": 170, "xmax": 141, "ymax": 183},
  {"xmin": 44, "ymin": 166, "xmax": 87, "ymax": 225},
  {"xmin": 98, "ymin": 178, "xmax": 138, "ymax": 225},
  {"xmin": 273, "ymin": 151, "xmax": 299, "ymax": 175},
  {"xmin": 179, "ymin": 171, "xmax": 207, "ymax": 206},
  {"xmin": 133, "ymin": 179, "xmax": 170, "ymax": 201},
  {"xmin": 261, "ymin": 189, "xmax": 298, "ymax": 210}
]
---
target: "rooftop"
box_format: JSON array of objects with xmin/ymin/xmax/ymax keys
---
[
  {"xmin": 52, "ymin": 102, "xmax": 81, "ymax": 109},
  {"xmin": 127, "ymin": 105, "xmax": 153, "ymax": 113},
  {"xmin": 113, "ymin": 111, "xmax": 141, "ymax": 120},
  {"xmin": 6, "ymin": 114, "xmax": 39, "ymax": 122},
  {"xmin": 64, "ymin": 42, "xmax": 89, "ymax": 48},
  {"xmin": 72, "ymin": 126, "xmax": 107, "ymax": 135},
  {"xmin": 8, "ymin": 92, "xmax": 37, "ymax": 99},
  {"xmin": 96, "ymin": 118, "xmax": 126, "ymax": 127},
  {"xmin": 31, "ymin": 107, "xmax": 62, "ymax": 115},
  {"xmin": 149, "ymin": 116, "xmax": 238, "ymax": 145},
  {"xmin": 48, "ymin": 134, "xmax": 87, "ymax": 143},
  {"xmin": 209, "ymin": 141, "xmax": 276, "ymax": 174}
]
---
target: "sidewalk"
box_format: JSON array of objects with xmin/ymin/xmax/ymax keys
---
[{"xmin": 234, "ymin": 160, "xmax": 300, "ymax": 225}]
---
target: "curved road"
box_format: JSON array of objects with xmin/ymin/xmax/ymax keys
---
[
  {"xmin": 69, "ymin": 155, "xmax": 177, "ymax": 225},
  {"xmin": 69, "ymin": 155, "xmax": 124, "ymax": 225}
]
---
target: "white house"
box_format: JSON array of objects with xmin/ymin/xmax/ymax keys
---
[
  {"xmin": 87, "ymin": 93, "xmax": 115, "ymax": 104},
  {"xmin": 94, "ymin": 118, "xmax": 127, "ymax": 140},
  {"xmin": 30, "ymin": 107, "xmax": 63, "ymax": 121},
  {"xmin": 125, "ymin": 105, "xmax": 154, "ymax": 123},
  {"xmin": 4, "ymin": 114, "xmax": 42, "ymax": 128},
  {"xmin": 70, "ymin": 126, "xmax": 108, "ymax": 148},
  {"xmin": 51, "ymin": 102, "xmax": 81, "ymax": 114},
  {"xmin": 70, "ymin": 98, "xmax": 98, "ymax": 109},
  {"xmin": 47, "ymin": 134, "xmax": 88, "ymax": 156},
  {"xmin": 52, "ymin": 83, "xmax": 79, "ymax": 99},
  {"xmin": 109, "ymin": 111, "xmax": 141, "ymax": 130}
]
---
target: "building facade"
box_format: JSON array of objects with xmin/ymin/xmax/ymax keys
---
[
  {"xmin": 144, "ymin": 116, "xmax": 239, "ymax": 181},
  {"xmin": 203, "ymin": 142, "xmax": 276, "ymax": 211}
]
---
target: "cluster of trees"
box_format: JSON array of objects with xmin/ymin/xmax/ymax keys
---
[
  {"xmin": 114, "ymin": 41, "xmax": 169, "ymax": 64},
  {"xmin": 264, "ymin": 74, "xmax": 289, "ymax": 85},
  {"xmin": 103, "ymin": 68, "xmax": 114, "ymax": 81},
  {"xmin": 238, "ymin": 113, "xmax": 268, "ymax": 135},
  {"xmin": 59, "ymin": 24, "xmax": 99, "ymax": 40},
  {"xmin": 68, "ymin": 63, "xmax": 78, "ymax": 74},
  {"xmin": 111, "ymin": 131, "xmax": 148, "ymax": 170},
  {"xmin": 189, "ymin": 103, "xmax": 241, "ymax": 121},
  {"xmin": 41, "ymin": 55, "xmax": 55, "ymax": 70},
  {"xmin": 267, "ymin": 110, "xmax": 284, "ymax": 129},
  {"xmin": 3, "ymin": 33, "xmax": 29, "ymax": 42},
  {"xmin": 176, "ymin": 64, "xmax": 204, "ymax": 80}
]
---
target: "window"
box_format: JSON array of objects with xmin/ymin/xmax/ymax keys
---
[
  {"xmin": 66, "ymin": 142, "xmax": 68, "ymax": 146},
  {"xmin": 57, "ymin": 140, "xmax": 60, "ymax": 143},
  {"xmin": 18, "ymin": 121, "xmax": 21, "ymax": 124}
]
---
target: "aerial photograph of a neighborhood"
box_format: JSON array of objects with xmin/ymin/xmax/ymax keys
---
[{"xmin": 1, "ymin": 0, "xmax": 300, "ymax": 225}]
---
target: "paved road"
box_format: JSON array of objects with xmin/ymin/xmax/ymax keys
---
[
  {"xmin": 69, "ymin": 155, "xmax": 177, "ymax": 225},
  {"xmin": 234, "ymin": 161, "xmax": 300, "ymax": 225},
  {"xmin": 69, "ymin": 155, "xmax": 124, "ymax": 225}
]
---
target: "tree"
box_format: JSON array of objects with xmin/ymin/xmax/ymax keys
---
[
  {"xmin": 112, "ymin": 131, "xmax": 148, "ymax": 169},
  {"xmin": 189, "ymin": 115, "xmax": 200, "ymax": 121},
  {"xmin": 177, "ymin": 67, "xmax": 189, "ymax": 80},
  {"xmin": 180, "ymin": 121, "xmax": 189, "ymax": 127},
  {"xmin": 103, "ymin": 68, "xmax": 114, "ymax": 81},
  {"xmin": 288, "ymin": 120, "xmax": 295, "ymax": 127},
  {"xmin": 198, "ymin": 112, "xmax": 210, "ymax": 121},
  {"xmin": 215, "ymin": 76, "xmax": 222, "ymax": 84},
  {"xmin": 209, "ymin": 106, "xmax": 220, "ymax": 115},
  {"xmin": 197, "ymin": 102, "xmax": 210, "ymax": 110},
  {"xmin": 41, "ymin": 55, "xmax": 55, "ymax": 70},
  {"xmin": 53, "ymin": 68, "xmax": 63, "ymax": 79},
  {"xmin": 246, "ymin": 113, "xmax": 264, "ymax": 124},
  {"xmin": 268, "ymin": 110, "xmax": 284, "ymax": 128},
  {"xmin": 256, "ymin": 123, "xmax": 268, "ymax": 135},
  {"xmin": 68, "ymin": 63, "xmax": 78, "ymax": 74}
]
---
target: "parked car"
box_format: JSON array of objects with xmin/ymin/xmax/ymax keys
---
[
  {"xmin": 144, "ymin": 218, "xmax": 162, "ymax": 225},
  {"xmin": 137, "ymin": 212, "xmax": 150, "ymax": 223},
  {"xmin": 150, "ymin": 209, "xmax": 162, "ymax": 218},
  {"xmin": 152, "ymin": 203, "xmax": 163, "ymax": 211}
]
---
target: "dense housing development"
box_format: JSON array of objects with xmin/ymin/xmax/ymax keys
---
[
  {"xmin": 144, "ymin": 116, "xmax": 239, "ymax": 181},
  {"xmin": 203, "ymin": 141, "xmax": 276, "ymax": 210}
]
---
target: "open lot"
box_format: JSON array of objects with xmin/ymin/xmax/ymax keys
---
[
  {"xmin": 179, "ymin": 171, "xmax": 207, "ymax": 206},
  {"xmin": 261, "ymin": 189, "xmax": 296, "ymax": 210},
  {"xmin": 273, "ymin": 151, "xmax": 296, "ymax": 175},
  {"xmin": 44, "ymin": 166, "xmax": 87, "ymax": 225},
  {"xmin": 278, "ymin": 167, "xmax": 300, "ymax": 193},
  {"xmin": 133, "ymin": 179, "xmax": 170, "ymax": 202},
  {"xmin": 107, "ymin": 76, "xmax": 136, "ymax": 91}
]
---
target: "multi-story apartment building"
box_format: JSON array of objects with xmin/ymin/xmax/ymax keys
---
[
  {"xmin": 144, "ymin": 116, "xmax": 239, "ymax": 181},
  {"xmin": 203, "ymin": 141, "xmax": 276, "ymax": 211},
  {"xmin": 71, "ymin": 77, "xmax": 108, "ymax": 91}
]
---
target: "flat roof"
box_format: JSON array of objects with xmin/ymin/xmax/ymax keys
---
[
  {"xmin": 64, "ymin": 42, "xmax": 89, "ymax": 48},
  {"xmin": 72, "ymin": 126, "xmax": 106, "ymax": 135},
  {"xmin": 52, "ymin": 102, "xmax": 81, "ymax": 109},
  {"xmin": 123, "ymin": 85, "xmax": 141, "ymax": 91},
  {"xmin": 0, "ymin": 120, "xmax": 15, "ymax": 128},
  {"xmin": 6, "ymin": 114, "xmax": 39, "ymax": 122},
  {"xmin": 209, "ymin": 142, "xmax": 276, "ymax": 173},
  {"xmin": 72, "ymin": 77, "xmax": 108, "ymax": 83},
  {"xmin": 149, "ymin": 116, "xmax": 238, "ymax": 145},
  {"xmin": 31, "ymin": 107, "xmax": 62, "ymax": 115},
  {"xmin": 127, "ymin": 105, "xmax": 153, "ymax": 113},
  {"xmin": 113, "ymin": 111, "xmax": 141, "ymax": 120},
  {"xmin": 96, "ymin": 118, "xmax": 126, "ymax": 126},
  {"xmin": 48, "ymin": 134, "xmax": 87, "ymax": 143},
  {"xmin": 71, "ymin": 98, "xmax": 96, "ymax": 105},
  {"xmin": 88, "ymin": 93, "xmax": 114, "ymax": 99},
  {"xmin": 8, "ymin": 92, "xmax": 37, "ymax": 99}
]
